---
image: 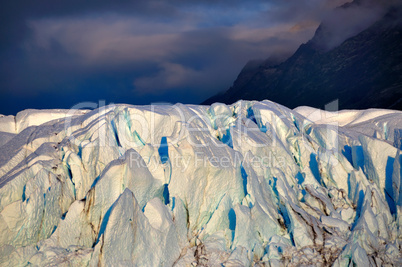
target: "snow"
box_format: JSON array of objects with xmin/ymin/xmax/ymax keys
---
[
  {"xmin": 294, "ymin": 106, "xmax": 400, "ymax": 127},
  {"xmin": 0, "ymin": 100, "xmax": 401, "ymax": 266}
]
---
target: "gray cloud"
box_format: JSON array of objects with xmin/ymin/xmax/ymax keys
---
[
  {"xmin": 25, "ymin": 13, "xmax": 317, "ymax": 95},
  {"xmin": 0, "ymin": 0, "xmax": 395, "ymax": 114},
  {"xmin": 310, "ymin": 0, "xmax": 397, "ymax": 50}
]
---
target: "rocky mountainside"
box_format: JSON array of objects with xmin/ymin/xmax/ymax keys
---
[{"xmin": 203, "ymin": 6, "xmax": 402, "ymax": 110}]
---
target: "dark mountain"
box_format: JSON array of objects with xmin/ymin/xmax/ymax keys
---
[{"xmin": 203, "ymin": 6, "xmax": 402, "ymax": 110}]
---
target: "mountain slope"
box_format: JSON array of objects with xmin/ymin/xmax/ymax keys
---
[{"xmin": 203, "ymin": 7, "xmax": 402, "ymax": 110}]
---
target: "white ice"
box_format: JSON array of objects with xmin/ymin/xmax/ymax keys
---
[{"xmin": 0, "ymin": 100, "xmax": 401, "ymax": 266}]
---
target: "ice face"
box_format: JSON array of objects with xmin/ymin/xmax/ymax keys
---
[{"xmin": 0, "ymin": 101, "xmax": 401, "ymax": 266}]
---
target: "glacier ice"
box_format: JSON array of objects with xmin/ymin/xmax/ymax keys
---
[{"xmin": 0, "ymin": 100, "xmax": 401, "ymax": 266}]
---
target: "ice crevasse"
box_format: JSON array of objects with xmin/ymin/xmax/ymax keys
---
[{"xmin": 0, "ymin": 100, "xmax": 401, "ymax": 266}]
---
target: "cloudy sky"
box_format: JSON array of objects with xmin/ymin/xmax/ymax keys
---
[{"xmin": 0, "ymin": 0, "xmax": 381, "ymax": 115}]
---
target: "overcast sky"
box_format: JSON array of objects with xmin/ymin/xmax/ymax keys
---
[{"xmin": 1, "ymin": 0, "xmax": 389, "ymax": 115}]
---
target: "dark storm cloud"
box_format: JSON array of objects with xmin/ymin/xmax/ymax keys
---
[
  {"xmin": 310, "ymin": 0, "xmax": 399, "ymax": 50},
  {"xmin": 0, "ymin": 0, "xmax": 393, "ymax": 115}
]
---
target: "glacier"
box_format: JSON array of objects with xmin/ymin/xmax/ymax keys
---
[{"xmin": 0, "ymin": 100, "xmax": 401, "ymax": 266}]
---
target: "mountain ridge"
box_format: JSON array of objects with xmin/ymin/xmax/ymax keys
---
[{"xmin": 203, "ymin": 5, "xmax": 402, "ymax": 110}]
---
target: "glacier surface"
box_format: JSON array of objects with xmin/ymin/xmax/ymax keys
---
[{"xmin": 0, "ymin": 100, "xmax": 401, "ymax": 266}]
